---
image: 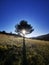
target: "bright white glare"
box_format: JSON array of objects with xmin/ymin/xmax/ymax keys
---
[{"xmin": 22, "ymin": 29, "xmax": 26, "ymax": 35}]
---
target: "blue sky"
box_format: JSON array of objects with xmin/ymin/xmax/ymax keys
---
[{"xmin": 0, "ymin": 0, "xmax": 49, "ymax": 37}]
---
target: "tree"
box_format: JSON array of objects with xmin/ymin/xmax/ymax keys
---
[
  {"xmin": 15, "ymin": 20, "xmax": 34, "ymax": 36},
  {"xmin": 15, "ymin": 20, "xmax": 34, "ymax": 65},
  {"xmin": 2, "ymin": 31, "xmax": 6, "ymax": 34}
]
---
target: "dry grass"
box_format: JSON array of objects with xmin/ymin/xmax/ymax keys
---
[
  {"xmin": 0, "ymin": 34, "xmax": 49, "ymax": 65},
  {"xmin": 0, "ymin": 34, "xmax": 49, "ymax": 46}
]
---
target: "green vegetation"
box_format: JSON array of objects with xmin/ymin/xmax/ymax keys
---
[{"xmin": 0, "ymin": 34, "xmax": 49, "ymax": 65}]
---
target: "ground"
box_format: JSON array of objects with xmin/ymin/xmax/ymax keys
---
[{"xmin": 0, "ymin": 34, "xmax": 49, "ymax": 65}]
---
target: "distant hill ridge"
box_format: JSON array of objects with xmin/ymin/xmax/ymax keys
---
[
  {"xmin": 0, "ymin": 31, "xmax": 21, "ymax": 37},
  {"xmin": 33, "ymin": 33, "xmax": 49, "ymax": 41}
]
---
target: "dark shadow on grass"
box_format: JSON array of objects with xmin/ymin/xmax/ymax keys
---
[{"xmin": 21, "ymin": 37, "xmax": 28, "ymax": 65}]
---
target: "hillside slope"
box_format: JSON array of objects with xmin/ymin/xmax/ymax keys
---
[
  {"xmin": 0, "ymin": 33, "xmax": 49, "ymax": 46},
  {"xmin": 33, "ymin": 34, "xmax": 49, "ymax": 41},
  {"xmin": 0, "ymin": 33, "xmax": 49, "ymax": 65}
]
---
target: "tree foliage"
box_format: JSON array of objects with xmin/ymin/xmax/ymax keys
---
[{"xmin": 15, "ymin": 20, "xmax": 34, "ymax": 35}]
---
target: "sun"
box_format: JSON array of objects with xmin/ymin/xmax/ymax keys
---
[{"xmin": 22, "ymin": 29, "xmax": 26, "ymax": 35}]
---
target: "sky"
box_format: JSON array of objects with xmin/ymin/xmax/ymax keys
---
[{"xmin": 0, "ymin": 0, "xmax": 49, "ymax": 37}]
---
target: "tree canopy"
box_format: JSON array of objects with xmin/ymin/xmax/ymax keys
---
[{"xmin": 15, "ymin": 20, "xmax": 34, "ymax": 35}]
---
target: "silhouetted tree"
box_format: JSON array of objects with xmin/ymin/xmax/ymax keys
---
[
  {"xmin": 15, "ymin": 20, "xmax": 34, "ymax": 65},
  {"xmin": 2, "ymin": 31, "xmax": 6, "ymax": 34},
  {"xmin": 15, "ymin": 20, "xmax": 34, "ymax": 35}
]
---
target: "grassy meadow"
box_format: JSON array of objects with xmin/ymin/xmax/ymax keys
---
[{"xmin": 0, "ymin": 34, "xmax": 49, "ymax": 65}]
